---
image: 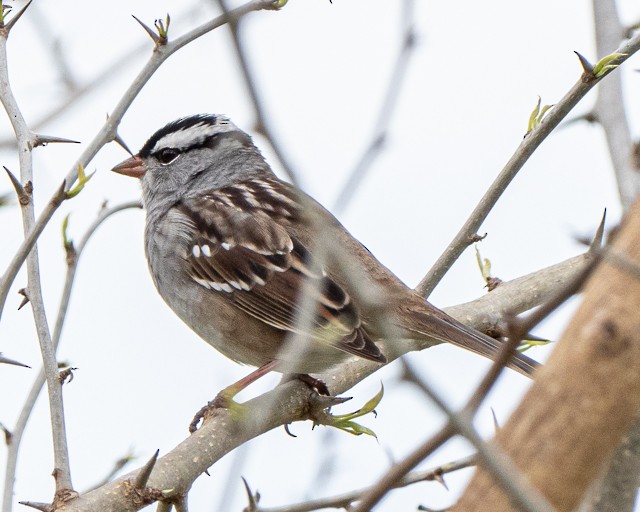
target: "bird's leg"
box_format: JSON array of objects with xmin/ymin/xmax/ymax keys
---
[{"xmin": 189, "ymin": 360, "xmax": 279, "ymax": 433}]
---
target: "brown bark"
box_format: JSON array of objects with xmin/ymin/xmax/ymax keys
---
[{"xmin": 452, "ymin": 197, "xmax": 640, "ymax": 512}]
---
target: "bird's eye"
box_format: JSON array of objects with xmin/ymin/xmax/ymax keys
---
[{"xmin": 157, "ymin": 148, "xmax": 180, "ymax": 165}]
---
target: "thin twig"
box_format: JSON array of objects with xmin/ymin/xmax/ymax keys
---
[
  {"xmin": 82, "ymin": 451, "xmax": 136, "ymax": 494},
  {"xmin": 28, "ymin": 3, "xmax": 77, "ymax": 91},
  {"xmin": 2, "ymin": 202, "xmax": 141, "ymax": 512},
  {"xmin": 252, "ymin": 450, "xmax": 476, "ymax": 512},
  {"xmin": 0, "ymin": 25, "xmax": 73, "ymax": 493},
  {"xmin": 591, "ymin": 0, "xmax": 638, "ymax": 210},
  {"xmin": 214, "ymin": 0, "xmax": 300, "ymax": 185},
  {"xmin": 416, "ymin": 29, "xmax": 640, "ymax": 298},
  {"xmin": 332, "ymin": 0, "xmax": 416, "ymax": 215},
  {"xmin": 0, "ymin": 0, "xmax": 279, "ymax": 323},
  {"xmin": 354, "ymin": 361, "xmax": 555, "ymax": 512}
]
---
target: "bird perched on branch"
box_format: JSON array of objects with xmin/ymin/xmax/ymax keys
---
[{"xmin": 112, "ymin": 114, "xmax": 537, "ymax": 406}]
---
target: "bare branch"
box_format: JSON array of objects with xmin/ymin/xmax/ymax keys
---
[
  {"xmin": 2, "ymin": 202, "xmax": 141, "ymax": 511},
  {"xmin": 332, "ymin": 0, "xmax": 417, "ymax": 215},
  {"xmin": 591, "ymin": 0, "xmax": 639, "ymax": 210},
  {"xmin": 251, "ymin": 455, "xmax": 476, "ymax": 512},
  {"xmin": 55, "ymin": 250, "xmax": 581, "ymax": 511},
  {"xmin": 214, "ymin": 0, "xmax": 300, "ymax": 185},
  {"xmin": 416, "ymin": 28, "xmax": 640, "ymax": 298},
  {"xmin": 0, "ymin": 0, "xmax": 278, "ymax": 323},
  {"xmin": 0, "ymin": 24, "xmax": 73, "ymax": 493},
  {"xmin": 453, "ymin": 197, "xmax": 640, "ymax": 512}
]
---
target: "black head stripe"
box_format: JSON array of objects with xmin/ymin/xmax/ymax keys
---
[{"xmin": 139, "ymin": 114, "xmax": 221, "ymax": 158}]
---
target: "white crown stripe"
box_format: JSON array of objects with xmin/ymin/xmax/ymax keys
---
[{"xmin": 151, "ymin": 118, "xmax": 235, "ymax": 153}]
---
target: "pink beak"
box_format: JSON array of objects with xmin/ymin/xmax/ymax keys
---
[{"xmin": 111, "ymin": 155, "xmax": 146, "ymax": 179}]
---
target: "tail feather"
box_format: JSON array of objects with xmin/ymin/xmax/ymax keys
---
[{"xmin": 409, "ymin": 308, "xmax": 540, "ymax": 377}]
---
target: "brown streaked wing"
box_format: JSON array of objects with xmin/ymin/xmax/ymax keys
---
[{"xmin": 178, "ymin": 186, "xmax": 386, "ymax": 363}]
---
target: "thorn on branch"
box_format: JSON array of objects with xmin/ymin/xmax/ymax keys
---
[
  {"xmin": 589, "ymin": 209, "xmax": 607, "ymax": 253},
  {"xmin": 241, "ymin": 476, "xmax": 260, "ymax": 511},
  {"xmin": 1, "ymin": 0, "xmax": 32, "ymax": 34},
  {"xmin": 0, "ymin": 421, "xmax": 12, "ymax": 444},
  {"xmin": 417, "ymin": 505, "xmax": 448, "ymax": 512},
  {"xmin": 0, "ymin": 352, "xmax": 30, "ymax": 368},
  {"xmin": 491, "ymin": 407, "xmax": 500, "ymax": 432},
  {"xmin": 132, "ymin": 14, "xmax": 170, "ymax": 46},
  {"xmin": 33, "ymin": 134, "xmax": 81, "ymax": 148},
  {"xmin": 574, "ymin": 50, "xmax": 594, "ymax": 75},
  {"xmin": 114, "ymin": 132, "xmax": 134, "ymax": 157},
  {"xmin": 432, "ymin": 470, "xmax": 448, "ymax": 491},
  {"xmin": 17, "ymin": 288, "xmax": 29, "ymax": 310},
  {"xmin": 132, "ymin": 15, "xmax": 160, "ymax": 44},
  {"xmin": 17, "ymin": 501, "xmax": 51, "ymax": 512},
  {"xmin": 133, "ymin": 449, "xmax": 160, "ymax": 490},
  {"xmin": 3, "ymin": 166, "xmax": 30, "ymax": 205}
]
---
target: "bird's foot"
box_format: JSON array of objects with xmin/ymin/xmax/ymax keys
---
[
  {"xmin": 189, "ymin": 387, "xmax": 242, "ymax": 433},
  {"xmin": 189, "ymin": 361, "xmax": 280, "ymax": 433},
  {"xmin": 292, "ymin": 373, "xmax": 330, "ymax": 396}
]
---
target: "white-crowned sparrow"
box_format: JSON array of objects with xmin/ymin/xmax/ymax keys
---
[{"xmin": 112, "ymin": 114, "xmax": 537, "ymax": 390}]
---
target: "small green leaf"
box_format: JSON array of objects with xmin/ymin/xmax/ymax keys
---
[
  {"xmin": 527, "ymin": 96, "xmax": 554, "ymax": 134},
  {"xmin": 518, "ymin": 338, "xmax": 551, "ymax": 352},
  {"xmin": 275, "ymin": 0, "xmax": 289, "ymax": 7},
  {"xmin": 66, "ymin": 165, "xmax": 95, "ymax": 199},
  {"xmin": 593, "ymin": 52, "xmax": 626, "ymax": 78},
  {"xmin": 527, "ymin": 96, "xmax": 541, "ymax": 133},
  {"xmin": 154, "ymin": 13, "xmax": 170, "ymax": 43},
  {"xmin": 325, "ymin": 384, "xmax": 384, "ymax": 437},
  {"xmin": 333, "ymin": 421, "xmax": 377, "ymax": 437},
  {"xmin": 0, "ymin": 2, "xmax": 12, "ymax": 24},
  {"xmin": 475, "ymin": 246, "xmax": 491, "ymax": 283},
  {"xmin": 61, "ymin": 214, "xmax": 72, "ymax": 249}
]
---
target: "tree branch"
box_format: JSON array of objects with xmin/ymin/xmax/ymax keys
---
[
  {"xmin": 0, "ymin": 0, "xmax": 281, "ymax": 323},
  {"xmin": 416, "ymin": 27, "xmax": 640, "ymax": 298},
  {"xmin": 56, "ymin": 252, "xmax": 587, "ymax": 512},
  {"xmin": 0, "ymin": 18, "xmax": 73, "ymax": 493},
  {"xmin": 2, "ymin": 202, "xmax": 141, "ymax": 512},
  {"xmin": 452, "ymin": 196, "xmax": 640, "ymax": 512}
]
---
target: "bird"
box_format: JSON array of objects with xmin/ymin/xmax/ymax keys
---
[{"xmin": 111, "ymin": 113, "xmax": 537, "ymax": 404}]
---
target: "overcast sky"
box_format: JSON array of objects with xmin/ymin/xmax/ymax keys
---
[{"xmin": 1, "ymin": 1, "xmax": 639, "ymax": 510}]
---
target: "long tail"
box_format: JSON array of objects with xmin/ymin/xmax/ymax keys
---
[{"xmin": 409, "ymin": 307, "xmax": 539, "ymax": 377}]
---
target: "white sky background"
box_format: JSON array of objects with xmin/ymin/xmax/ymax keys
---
[{"xmin": 0, "ymin": 0, "xmax": 639, "ymax": 510}]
